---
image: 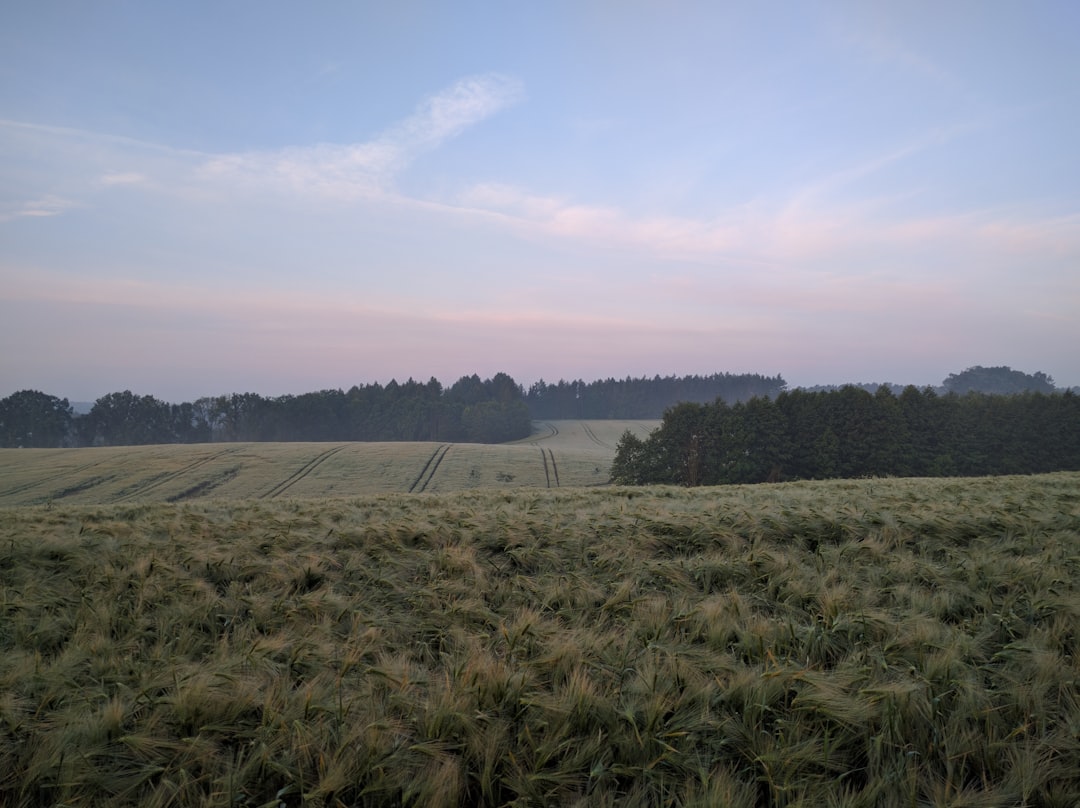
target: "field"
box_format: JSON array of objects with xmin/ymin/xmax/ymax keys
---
[
  {"xmin": 0, "ymin": 420, "xmax": 658, "ymax": 507},
  {"xmin": 1, "ymin": 470, "xmax": 1078, "ymax": 806}
]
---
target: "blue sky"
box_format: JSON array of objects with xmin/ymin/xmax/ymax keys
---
[{"xmin": 2, "ymin": 1, "xmax": 1078, "ymax": 401}]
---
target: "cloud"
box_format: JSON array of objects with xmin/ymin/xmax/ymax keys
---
[
  {"xmin": 454, "ymin": 130, "xmax": 978, "ymax": 262},
  {"xmin": 198, "ymin": 73, "xmax": 523, "ymax": 198},
  {"xmin": 396, "ymin": 73, "xmax": 523, "ymax": 150},
  {"xmin": 457, "ymin": 183, "xmax": 749, "ymax": 259},
  {"xmin": 453, "ymin": 125, "xmax": 1080, "ymax": 281},
  {"xmin": 0, "ymin": 195, "xmax": 79, "ymax": 222}
]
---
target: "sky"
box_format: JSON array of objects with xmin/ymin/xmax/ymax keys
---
[{"xmin": 2, "ymin": 1, "xmax": 1078, "ymax": 402}]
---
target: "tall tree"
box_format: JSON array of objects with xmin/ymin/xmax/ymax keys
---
[{"xmin": 0, "ymin": 390, "xmax": 74, "ymax": 448}]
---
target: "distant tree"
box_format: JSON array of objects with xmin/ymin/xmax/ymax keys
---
[
  {"xmin": 192, "ymin": 397, "xmax": 225, "ymax": 440},
  {"xmin": 447, "ymin": 374, "xmax": 488, "ymax": 406},
  {"xmin": 489, "ymin": 372, "xmax": 522, "ymax": 403},
  {"xmin": 81, "ymin": 391, "xmax": 174, "ymax": 446},
  {"xmin": 210, "ymin": 393, "xmax": 273, "ymax": 442},
  {"xmin": 943, "ymin": 366, "xmax": 1056, "ymax": 395},
  {"xmin": 525, "ymin": 372, "xmax": 787, "ymax": 419},
  {"xmin": 169, "ymin": 401, "xmax": 212, "ymax": 443},
  {"xmin": 0, "ymin": 390, "xmax": 74, "ymax": 448}
]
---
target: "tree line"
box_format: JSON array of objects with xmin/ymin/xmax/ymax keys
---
[
  {"xmin": 0, "ymin": 374, "xmax": 531, "ymax": 448},
  {"xmin": 524, "ymin": 373, "xmax": 787, "ymax": 419},
  {"xmin": 0, "ymin": 371, "xmax": 787, "ymax": 448},
  {"xmin": 611, "ymin": 385, "xmax": 1080, "ymax": 486}
]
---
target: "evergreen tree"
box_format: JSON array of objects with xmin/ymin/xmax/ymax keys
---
[{"xmin": 614, "ymin": 385, "xmax": 1080, "ymax": 485}]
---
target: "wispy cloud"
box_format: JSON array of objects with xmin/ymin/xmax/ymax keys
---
[
  {"xmin": 453, "ymin": 121, "xmax": 1080, "ymax": 279},
  {"xmin": 198, "ymin": 73, "xmax": 523, "ymax": 198},
  {"xmin": 456, "ymin": 183, "xmax": 747, "ymax": 258},
  {"xmin": 0, "ymin": 195, "xmax": 79, "ymax": 222}
]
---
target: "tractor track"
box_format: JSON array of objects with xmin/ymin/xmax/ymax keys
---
[
  {"xmin": 0, "ymin": 451, "xmax": 135, "ymax": 500},
  {"xmin": 261, "ymin": 445, "xmax": 347, "ymax": 499},
  {"xmin": 48, "ymin": 474, "xmax": 120, "ymax": 502},
  {"xmin": 413, "ymin": 445, "xmax": 451, "ymax": 493},
  {"xmin": 408, "ymin": 445, "xmax": 446, "ymax": 493},
  {"xmin": 547, "ymin": 448, "xmax": 560, "ymax": 486},
  {"xmin": 528, "ymin": 422, "xmax": 559, "ymax": 444},
  {"xmin": 113, "ymin": 447, "xmax": 242, "ymax": 503},
  {"xmin": 538, "ymin": 447, "xmax": 560, "ymax": 488},
  {"xmin": 580, "ymin": 421, "xmax": 614, "ymax": 450}
]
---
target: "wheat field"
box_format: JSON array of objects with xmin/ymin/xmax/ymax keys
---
[
  {"xmin": 1, "ymin": 472, "xmax": 1078, "ymax": 806},
  {"xmin": 0, "ymin": 420, "xmax": 658, "ymax": 507}
]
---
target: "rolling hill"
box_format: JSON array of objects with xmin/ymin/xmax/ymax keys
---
[{"xmin": 0, "ymin": 420, "xmax": 658, "ymax": 507}]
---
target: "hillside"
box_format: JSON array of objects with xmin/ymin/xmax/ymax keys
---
[{"xmin": 0, "ymin": 421, "xmax": 658, "ymax": 507}]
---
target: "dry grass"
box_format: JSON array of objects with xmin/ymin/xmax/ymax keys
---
[{"xmin": 1, "ymin": 472, "xmax": 1078, "ymax": 806}]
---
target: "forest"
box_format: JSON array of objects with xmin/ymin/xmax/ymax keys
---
[
  {"xmin": 0, "ymin": 372, "xmax": 785, "ymax": 448},
  {"xmin": 0, "ymin": 374, "xmax": 531, "ymax": 448},
  {"xmin": 523, "ymin": 372, "xmax": 787, "ymax": 418},
  {"xmin": 611, "ymin": 384, "xmax": 1080, "ymax": 485}
]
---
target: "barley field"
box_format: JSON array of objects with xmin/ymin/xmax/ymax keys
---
[
  {"xmin": 1, "ymin": 472, "xmax": 1078, "ymax": 806},
  {"xmin": 0, "ymin": 420, "xmax": 658, "ymax": 507}
]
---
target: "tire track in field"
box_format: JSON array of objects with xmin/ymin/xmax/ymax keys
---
[
  {"xmin": 261, "ymin": 445, "xmax": 347, "ymax": 499},
  {"xmin": 415, "ymin": 445, "xmax": 451, "ymax": 493},
  {"xmin": 539, "ymin": 448, "xmax": 551, "ymax": 487},
  {"xmin": 408, "ymin": 445, "xmax": 447, "ymax": 493},
  {"xmin": 580, "ymin": 421, "xmax": 614, "ymax": 450},
  {"xmin": 547, "ymin": 448, "xmax": 560, "ymax": 487},
  {"xmin": 528, "ymin": 422, "xmax": 559, "ymax": 444},
  {"xmin": 114, "ymin": 447, "xmax": 242, "ymax": 503},
  {"xmin": 48, "ymin": 474, "xmax": 121, "ymax": 502},
  {"xmin": 0, "ymin": 451, "xmax": 133, "ymax": 500},
  {"xmin": 537, "ymin": 448, "xmax": 560, "ymax": 488}
]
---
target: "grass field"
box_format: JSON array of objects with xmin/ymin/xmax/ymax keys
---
[
  {"xmin": 1, "ymin": 471, "xmax": 1078, "ymax": 806},
  {"xmin": 0, "ymin": 420, "xmax": 658, "ymax": 507}
]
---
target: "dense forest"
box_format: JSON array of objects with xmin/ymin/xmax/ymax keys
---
[
  {"xmin": 524, "ymin": 373, "xmax": 787, "ymax": 418},
  {"xmin": 0, "ymin": 372, "xmax": 786, "ymax": 448},
  {"xmin": 611, "ymin": 385, "xmax": 1080, "ymax": 485},
  {"xmin": 0, "ymin": 374, "xmax": 531, "ymax": 448}
]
